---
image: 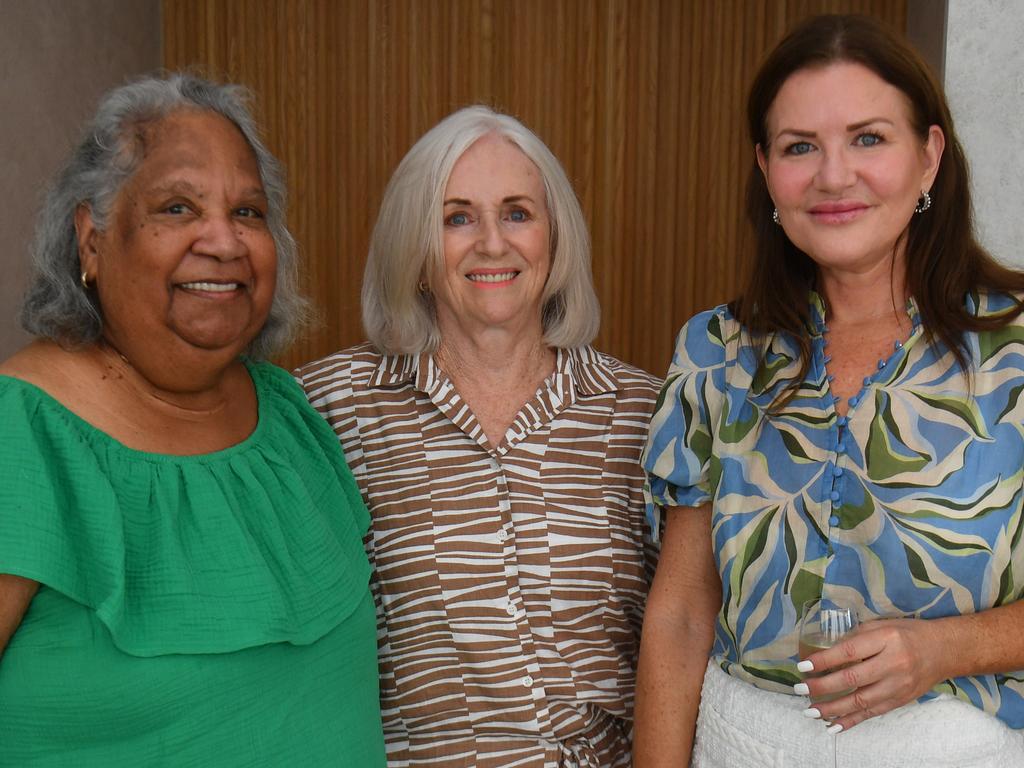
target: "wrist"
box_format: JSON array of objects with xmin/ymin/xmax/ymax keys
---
[{"xmin": 929, "ymin": 613, "xmax": 972, "ymax": 681}]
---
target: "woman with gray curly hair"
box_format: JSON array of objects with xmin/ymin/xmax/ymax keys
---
[{"xmin": 0, "ymin": 73, "xmax": 385, "ymax": 765}]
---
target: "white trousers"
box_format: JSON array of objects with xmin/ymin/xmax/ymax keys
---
[{"xmin": 692, "ymin": 660, "xmax": 1024, "ymax": 768}]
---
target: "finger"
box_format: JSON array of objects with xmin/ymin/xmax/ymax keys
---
[
  {"xmin": 797, "ymin": 649, "xmax": 895, "ymax": 702},
  {"xmin": 812, "ymin": 679, "xmax": 906, "ymax": 729},
  {"xmin": 802, "ymin": 628, "xmax": 889, "ymax": 675}
]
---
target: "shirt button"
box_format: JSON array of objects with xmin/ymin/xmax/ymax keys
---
[
  {"xmin": 521, "ymin": 675, "xmax": 533, "ymax": 687},
  {"xmin": 829, "ymin": 515, "xmax": 840, "ymax": 526},
  {"xmin": 829, "ymin": 491, "xmax": 840, "ymax": 502},
  {"xmin": 833, "ymin": 466, "xmax": 843, "ymax": 477},
  {"xmin": 498, "ymin": 528, "xmax": 509, "ymax": 542},
  {"xmin": 836, "ymin": 442, "xmax": 846, "ymax": 453},
  {"xmin": 505, "ymin": 602, "xmax": 517, "ymax": 616}
]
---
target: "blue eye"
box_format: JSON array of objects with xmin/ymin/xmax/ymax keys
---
[
  {"xmin": 508, "ymin": 209, "xmax": 529, "ymax": 223},
  {"xmin": 856, "ymin": 132, "xmax": 884, "ymax": 147},
  {"xmin": 164, "ymin": 202, "xmax": 190, "ymax": 215},
  {"xmin": 785, "ymin": 142, "xmax": 814, "ymax": 156},
  {"xmin": 445, "ymin": 212, "xmax": 470, "ymax": 226}
]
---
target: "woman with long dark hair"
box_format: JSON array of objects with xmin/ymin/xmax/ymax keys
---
[{"xmin": 635, "ymin": 15, "xmax": 1024, "ymax": 766}]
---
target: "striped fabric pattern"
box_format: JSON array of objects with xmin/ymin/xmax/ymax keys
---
[{"xmin": 297, "ymin": 343, "xmax": 661, "ymax": 767}]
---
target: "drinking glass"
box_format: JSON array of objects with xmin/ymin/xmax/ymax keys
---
[{"xmin": 798, "ymin": 598, "xmax": 859, "ymax": 767}]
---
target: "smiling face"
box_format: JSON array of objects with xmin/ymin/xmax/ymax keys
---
[
  {"xmin": 757, "ymin": 62, "xmax": 944, "ymax": 281},
  {"xmin": 432, "ymin": 133, "xmax": 551, "ymax": 343},
  {"xmin": 77, "ymin": 109, "xmax": 276, "ymax": 367}
]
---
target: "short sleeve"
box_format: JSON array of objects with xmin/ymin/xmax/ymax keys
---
[{"xmin": 642, "ymin": 307, "xmax": 732, "ymax": 538}]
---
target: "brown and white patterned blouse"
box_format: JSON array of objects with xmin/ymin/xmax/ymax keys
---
[{"xmin": 296, "ymin": 342, "xmax": 661, "ymax": 767}]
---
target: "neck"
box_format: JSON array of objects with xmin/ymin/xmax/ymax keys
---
[
  {"xmin": 435, "ymin": 326, "xmax": 554, "ymax": 390},
  {"xmin": 94, "ymin": 338, "xmax": 237, "ymax": 420},
  {"xmin": 818, "ymin": 256, "xmax": 909, "ymax": 329}
]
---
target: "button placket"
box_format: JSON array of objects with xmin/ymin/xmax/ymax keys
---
[{"xmin": 827, "ymin": 411, "xmax": 851, "ymax": 532}]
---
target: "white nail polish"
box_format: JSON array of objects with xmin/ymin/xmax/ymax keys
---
[
  {"xmin": 793, "ymin": 682, "xmax": 810, "ymax": 695},
  {"xmin": 827, "ymin": 723, "xmax": 843, "ymax": 735},
  {"xmin": 797, "ymin": 660, "xmax": 815, "ymax": 673},
  {"xmin": 802, "ymin": 708, "xmax": 822, "ymax": 719}
]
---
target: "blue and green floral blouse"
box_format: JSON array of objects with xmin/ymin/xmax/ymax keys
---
[{"xmin": 643, "ymin": 290, "xmax": 1024, "ymax": 729}]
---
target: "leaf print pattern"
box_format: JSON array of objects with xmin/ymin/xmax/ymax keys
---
[{"xmin": 643, "ymin": 291, "xmax": 1024, "ymax": 729}]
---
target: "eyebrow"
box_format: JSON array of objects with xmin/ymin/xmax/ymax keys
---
[
  {"xmin": 774, "ymin": 117, "xmax": 897, "ymax": 139},
  {"xmin": 443, "ymin": 194, "xmax": 537, "ymax": 206},
  {"xmin": 149, "ymin": 180, "xmax": 267, "ymax": 200}
]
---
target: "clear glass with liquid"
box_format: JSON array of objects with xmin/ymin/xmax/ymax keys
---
[{"xmin": 798, "ymin": 598, "xmax": 859, "ymax": 767}]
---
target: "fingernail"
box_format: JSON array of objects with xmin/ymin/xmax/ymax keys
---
[
  {"xmin": 793, "ymin": 682, "xmax": 810, "ymax": 695},
  {"xmin": 802, "ymin": 707, "xmax": 822, "ymax": 719},
  {"xmin": 827, "ymin": 723, "xmax": 843, "ymax": 735},
  {"xmin": 797, "ymin": 660, "xmax": 814, "ymax": 673}
]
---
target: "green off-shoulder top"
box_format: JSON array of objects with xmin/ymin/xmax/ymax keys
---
[{"xmin": 0, "ymin": 360, "xmax": 385, "ymax": 766}]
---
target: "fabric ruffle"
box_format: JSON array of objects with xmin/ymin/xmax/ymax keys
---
[{"xmin": 0, "ymin": 360, "xmax": 370, "ymax": 657}]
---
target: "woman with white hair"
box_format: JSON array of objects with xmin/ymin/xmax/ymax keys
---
[
  {"xmin": 0, "ymin": 74, "xmax": 385, "ymax": 765},
  {"xmin": 297, "ymin": 106, "xmax": 660, "ymax": 766}
]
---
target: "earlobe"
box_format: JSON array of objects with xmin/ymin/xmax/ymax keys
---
[{"xmin": 74, "ymin": 204, "xmax": 101, "ymax": 278}]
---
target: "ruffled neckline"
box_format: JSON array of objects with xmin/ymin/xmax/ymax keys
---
[
  {"xmin": 0, "ymin": 360, "xmax": 371, "ymax": 657},
  {"xmin": 0, "ymin": 358, "xmax": 270, "ymax": 464}
]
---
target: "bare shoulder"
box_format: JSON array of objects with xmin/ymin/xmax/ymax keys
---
[{"xmin": 0, "ymin": 340, "xmax": 80, "ymax": 391}]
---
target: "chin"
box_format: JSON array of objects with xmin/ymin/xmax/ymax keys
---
[
  {"xmin": 174, "ymin": 326, "xmax": 257, "ymax": 354},
  {"xmin": 170, "ymin": 309, "xmax": 264, "ymax": 352}
]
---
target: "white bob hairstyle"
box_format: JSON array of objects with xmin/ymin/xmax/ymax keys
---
[{"xmin": 361, "ymin": 105, "xmax": 600, "ymax": 354}]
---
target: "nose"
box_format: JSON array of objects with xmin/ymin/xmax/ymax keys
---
[
  {"xmin": 475, "ymin": 214, "xmax": 509, "ymax": 258},
  {"xmin": 193, "ymin": 213, "xmax": 248, "ymax": 261},
  {"xmin": 815, "ymin": 146, "xmax": 857, "ymax": 193}
]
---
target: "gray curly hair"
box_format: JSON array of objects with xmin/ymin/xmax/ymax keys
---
[{"xmin": 19, "ymin": 72, "xmax": 308, "ymax": 359}]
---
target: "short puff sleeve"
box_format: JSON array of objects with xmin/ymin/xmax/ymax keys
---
[{"xmin": 642, "ymin": 307, "xmax": 732, "ymax": 539}]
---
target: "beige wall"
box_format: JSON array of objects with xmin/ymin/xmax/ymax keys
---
[
  {"xmin": 945, "ymin": 0, "xmax": 1024, "ymax": 268},
  {"xmin": 0, "ymin": 0, "xmax": 159, "ymax": 360}
]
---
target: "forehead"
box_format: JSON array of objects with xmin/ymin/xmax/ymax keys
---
[
  {"xmin": 445, "ymin": 133, "xmax": 543, "ymax": 192},
  {"xmin": 127, "ymin": 109, "xmax": 262, "ymax": 185},
  {"xmin": 767, "ymin": 62, "xmax": 914, "ymax": 133}
]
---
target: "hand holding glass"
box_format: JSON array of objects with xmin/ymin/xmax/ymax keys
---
[{"xmin": 798, "ymin": 598, "xmax": 859, "ymax": 703}]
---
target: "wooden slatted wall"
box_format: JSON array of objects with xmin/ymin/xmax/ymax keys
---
[{"xmin": 163, "ymin": 0, "xmax": 907, "ymax": 374}]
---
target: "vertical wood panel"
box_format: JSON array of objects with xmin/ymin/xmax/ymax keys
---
[{"xmin": 163, "ymin": 0, "xmax": 907, "ymax": 374}]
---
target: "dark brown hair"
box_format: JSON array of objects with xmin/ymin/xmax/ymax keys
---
[{"xmin": 732, "ymin": 14, "xmax": 1024, "ymax": 398}]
